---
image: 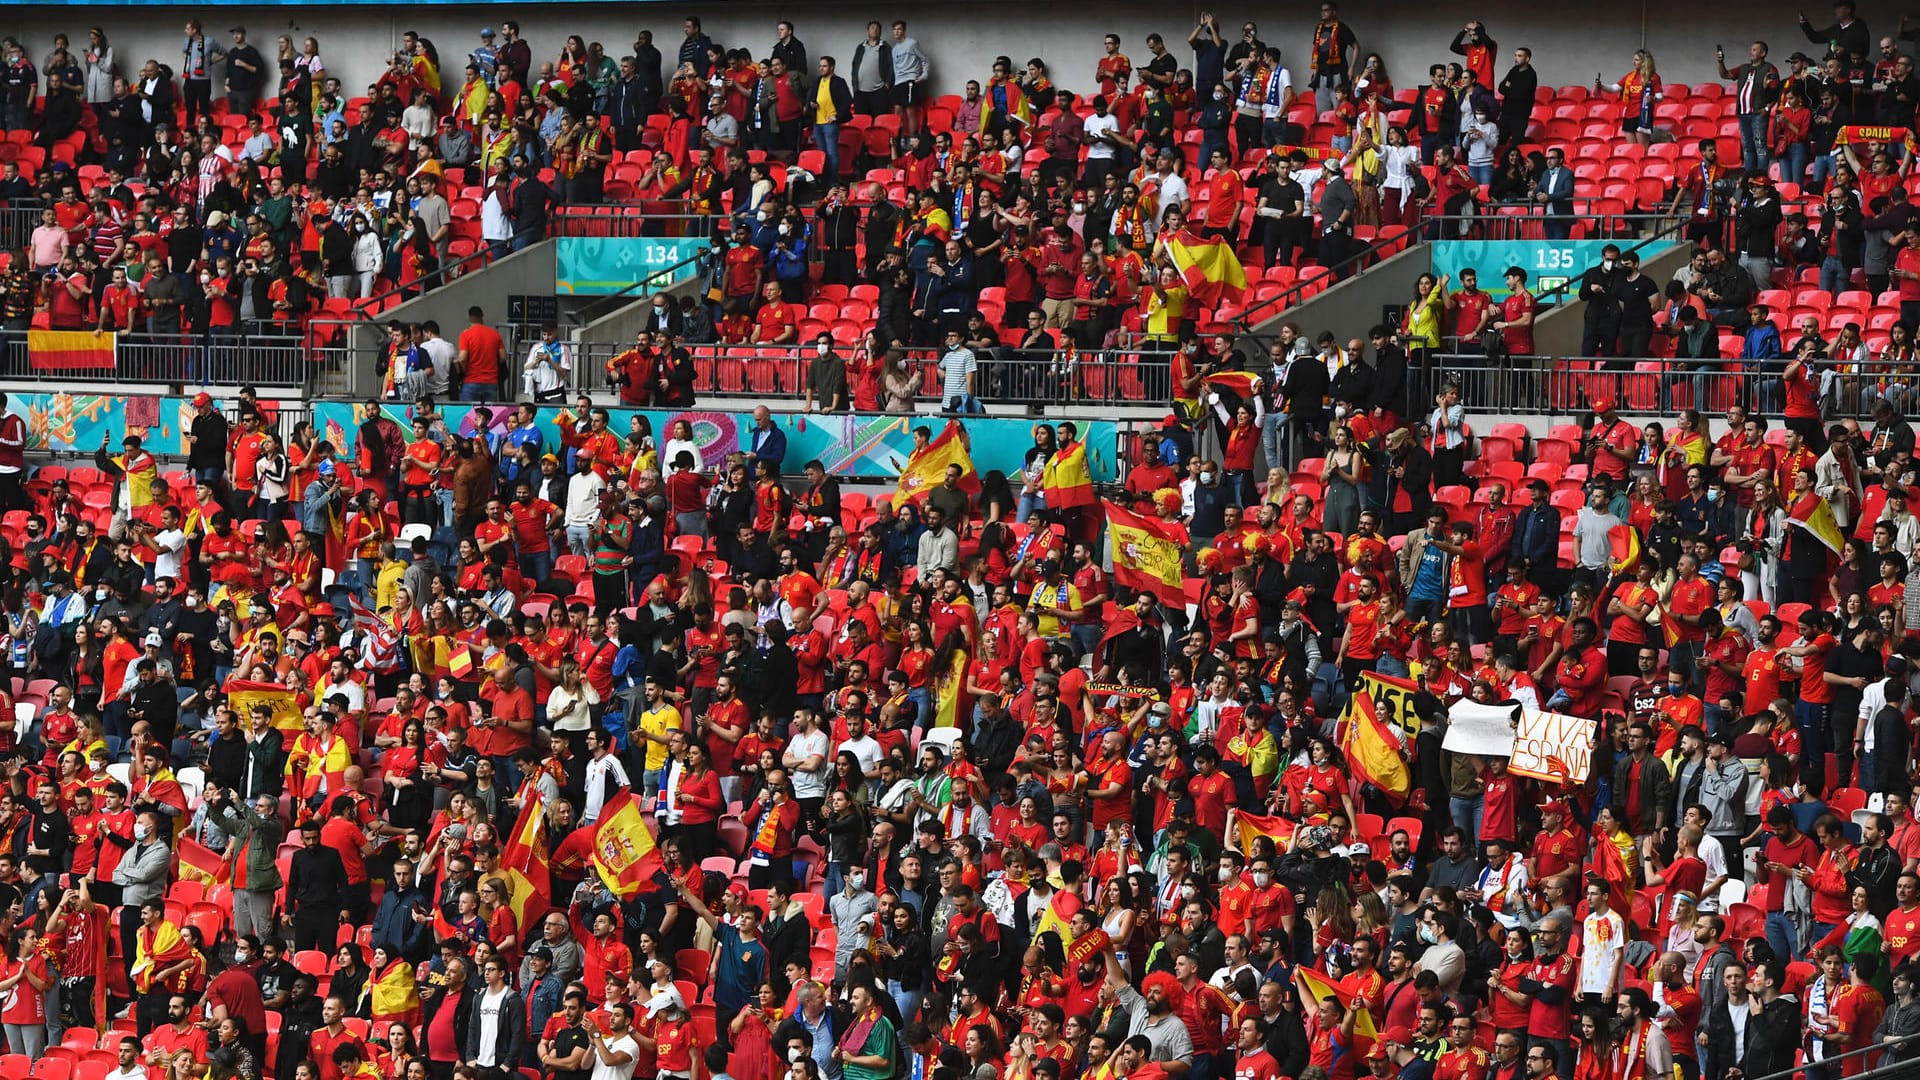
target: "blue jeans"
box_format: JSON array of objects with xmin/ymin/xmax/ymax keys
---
[
  {"xmin": 1765, "ymin": 910, "xmax": 1802, "ymax": 962},
  {"xmin": 1375, "ymin": 655, "xmax": 1410, "ymax": 679},
  {"xmin": 887, "ymin": 980, "xmax": 923, "ymax": 1026},
  {"xmin": 1738, "ymin": 113, "xmax": 1770, "ymax": 174},
  {"xmin": 1261, "ymin": 411, "xmax": 1289, "ymax": 470},
  {"xmin": 459, "ymin": 383, "xmax": 494, "ymax": 402},
  {"xmin": 1808, "ymin": 153, "xmax": 1837, "ymax": 193},
  {"xmin": 813, "ymin": 122, "xmax": 841, "ymax": 180},
  {"xmin": 567, "ymin": 524, "xmax": 594, "ymax": 557},
  {"xmin": 520, "ymin": 550, "xmax": 552, "ymax": 584},
  {"xmin": 434, "ymin": 487, "xmax": 455, "ymax": 528},
  {"xmin": 1449, "ymin": 795, "xmax": 1484, "ymax": 842},
  {"xmin": 1016, "ymin": 491, "xmax": 1046, "ymax": 523},
  {"xmin": 1819, "ymin": 255, "xmax": 1849, "ymax": 296},
  {"xmin": 1795, "ymin": 698, "xmax": 1828, "ymax": 779},
  {"xmin": 1468, "ymin": 163, "xmax": 1494, "ymax": 186},
  {"xmin": 1779, "ymin": 142, "xmax": 1810, "ymax": 187}
]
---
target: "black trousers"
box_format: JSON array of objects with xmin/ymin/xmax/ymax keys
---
[{"xmin": 292, "ymin": 904, "xmax": 340, "ymax": 951}]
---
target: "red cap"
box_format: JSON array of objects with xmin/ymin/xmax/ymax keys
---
[
  {"xmin": 1590, "ymin": 397, "xmax": 1614, "ymax": 414},
  {"xmin": 1383, "ymin": 1025, "xmax": 1414, "ymax": 1046},
  {"xmin": 192, "ymin": 392, "xmax": 213, "ymax": 407}
]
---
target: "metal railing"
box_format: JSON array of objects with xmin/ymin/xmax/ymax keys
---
[
  {"xmin": 1419, "ymin": 351, "xmax": 1914, "ymax": 417},
  {"xmin": 0, "ymin": 207, "xmax": 39, "ymax": 253},
  {"xmin": 0, "ymin": 329, "xmax": 308, "ymax": 387},
  {"xmin": 544, "ymin": 340, "xmax": 1182, "ymax": 409},
  {"xmin": 554, "ymin": 206, "xmax": 721, "ymax": 239}
]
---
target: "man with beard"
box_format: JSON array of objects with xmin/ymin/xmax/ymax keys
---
[{"xmin": 1104, "ymin": 942, "xmax": 1196, "ymax": 1069}]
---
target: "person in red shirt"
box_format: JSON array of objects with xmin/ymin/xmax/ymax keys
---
[
  {"xmin": 1781, "ymin": 349, "xmax": 1824, "ymax": 446},
  {"xmin": 1586, "ymin": 398, "xmax": 1639, "ymax": 482},
  {"xmin": 1552, "ymin": 618, "xmax": 1606, "ymax": 717},
  {"xmin": 1446, "ymin": 269, "xmax": 1495, "ymax": 343},
  {"xmin": 1494, "ymin": 267, "xmax": 1537, "ymax": 356},
  {"xmin": 1187, "ymin": 746, "xmax": 1234, "ymax": 836},
  {"xmin": 472, "ymin": 664, "xmax": 535, "ymax": 768},
  {"xmin": 1432, "ymin": 520, "xmax": 1490, "ymax": 643},
  {"xmin": 751, "ymin": 281, "xmax": 797, "ymax": 345},
  {"xmin": 1782, "ymin": 609, "xmax": 1838, "ymax": 767},
  {"xmin": 1886, "ymin": 872, "xmax": 1920, "ymax": 966},
  {"xmin": 1304, "ymin": 992, "xmax": 1358, "ymax": 1080}
]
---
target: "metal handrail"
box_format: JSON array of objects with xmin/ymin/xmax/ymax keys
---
[
  {"xmin": 569, "ymin": 248, "xmax": 714, "ymax": 329},
  {"xmin": 1745, "ymin": 1029, "xmax": 1918, "ymax": 1080}
]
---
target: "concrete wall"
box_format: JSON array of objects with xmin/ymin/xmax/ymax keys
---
[
  {"xmin": 1244, "ymin": 244, "xmax": 1432, "ymax": 345},
  {"xmin": 14, "ymin": 1, "xmax": 1863, "ymax": 116}
]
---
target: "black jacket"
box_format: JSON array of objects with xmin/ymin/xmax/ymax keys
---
[
  {"xmin": 287, "ymin": 845, "xmax": 348, "ymax": 912},
  {"xmin": 1369, "ymin": 348, "xmax": 1409, "ymax": 417},
  {"xmin": 464, "ymin": 984, "xmax": 527, "ymax": 1067},
  {"xmin": 851, "ymin": 40, "xmax": 894, "ymax": 91}
]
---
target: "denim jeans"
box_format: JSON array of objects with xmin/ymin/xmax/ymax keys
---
[
  {"xmin": 520, "ymin": 550, "xmax": 553, "ymax": 585},
  {"xmin": 813, "ymin": 122, "xmax": 841, "ymax": 180},
  {"xmin": 1819, "ymin": 255, "xmax": 1849, "ymax": 296},
  {"xmin": 567, "ymin": 524, "xmax": 595, "ymax": 557},
  {"xmin": 1016, "ymin": 491, "xmax": 1046, "ymax": 523},
  {"xmin": 888, "ymin": 980, "xmax": 923, "ymax": 1026},
  {"xmin": 1765, "ymin": 910, "xmax": 1802, "ymax": 962},
  {"xmin": 434, "ymin": 486, "xmax": 455, "ymax": 528},
  {"xmin": 1808, "ymin": 153, "xmax": 1837, "ymax": 193},
  {"xmin": 1449, "ymin": 795, "xmax": 1484, "ymax": 842},
  {"xmin": 1261, "ymin": 411, "xmax": 1289, "ymax": 470},
  {"xmin": 1737, "ymin": 113, "xmax": 1770, "ymax": 174},
  {"xmin": 1779, "ymin": 142, "xmax": 1810, "ymax": 187},
  {"xmin": 1469, "ymin": 163, "xmax": 1494, "ymax": 186},
  {"xmin": 459, "ymin": 383, "xmax": 494, "ymax": 402}
]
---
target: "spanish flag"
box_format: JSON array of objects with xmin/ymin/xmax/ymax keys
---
[
  {"xmin": 1789, "ymin": 494, "xmax": 1846, "ymax": 554},
  {"xmin": 499, "ymin": 789, "xmax": 553, "ymax": 933},
  {"xmin": 1340, "ymin": 689, "xmax": 1411, "ymax": 804},
  {"xmin": 895, "ymin": 420, "xmax": 982, "ymax": 507},
  {"xmin": 1296, "ymin": 967, "xmax": 1378, "ymax": 1054},
  {"xmin": 1226, "ymin": 809, "xmax": 1296, "ymax": 854},
  {"xmin": 1607, "ymin": 523, "xmax": 1642, "ymax": 575},
  {"xmin": 1203, "ymin": 371, "xmax": 1263, "ymax": 400},
  {"xmin": 1163, "ymin": 233, "xmax": 1249, "ymax": 305},
  {"xmin": 132, "ymin": 919, "xmax": 192, "ymax": 993},
  {"xmin": 1042, "ymin": 440, "xmax": 1095, "ymax": 509},
  {"xmin": 176, "ymin": 835, "xmax": 224, "ymax": 887},
  {"xmin": 1590, "ymin": 824, "xmax": 1635, "ymax": 914},
  {"xmin": 588, "ymin": 791, "xmax": 666, "ymax": 900},
  {"xmin": 27, "ymin": 329, "xmax": 116, "ymax": 371},
  {"xmin": 1104, "ymin": 499, "xmax": 1187, "ymax": 606}
]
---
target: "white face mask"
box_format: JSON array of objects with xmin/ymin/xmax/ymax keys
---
[
  {"xmin": 816, "ymin": 343, "xmax": 829, "ymax": 356},
  {"xmin": 233, "ymin": 948, "xmax": 249, "ymax": 963},
  {"xmin": 1252, "ymin": 872, "xmax": 1272, "ymax": 888},
  {"xmin": 1217, "ymin": 866, "xmax": 1234, "ymax": 883},
  {"xmin": 1602, "ymin": 259, "xmax": 1617, "ymax": 271},
  {"xmin": 789, "ymin": 1050, "xmax": 807, "ymax": 1063},
  {"xmin": 134, "ymin": 823, "xmax": 152, "ymax": 841},
  {"xmin": 89, "ymin": 759, "xmax": 104, "ymax": 773},
  {"xmin": 94, "ymin": 587, "xmax": 107, "ymax": 601},
  {"xmin": 848, "ymin": 873, "xmax": 866, "ymax": 891},
  {"xmin": 185, "ymin": 596, "xmax": 200, "ymax": 608}
]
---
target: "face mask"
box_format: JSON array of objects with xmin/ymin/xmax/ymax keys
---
[
  {"xmin": 89, "ymin": 759, "xmax": 104, "ymax": 773},
  {"xmin": 848, "ymin": 873, "xmax": 866, "ymax": 891},
  {"xmin": 233, "ymin": 948, "xmax": 249, "ymax": 963},
  {"xmin": 94, "ymin": 587, "xmax": 106, "ymax": 600},
  {"xmin": 1419, "ymin": 924, "xmax": 1438, "ymax": 944},
  {"xmin": 1179, "ymin": 884, "xmax": 1196, "ymax": 900},
  {"xmin": 1602, "ymin": 259, "xmax": 1617, "ymax": 271},
  {"xmin": 789, "ymin": 1050, "xmax": 807, "ymax": 1063},
  {"xmin": 816, "ymin": 343, "xmax": 829, "ymax": 356},
  {"xmin": 778, "ymin": 223, "xmax": 791, "ymax": 236},
  {"xmin": 134, "ymin": 823, "xmax": 152, "ymax": 841},
  {"xmin": 1217, "ymin": 866, "xmax": 1234, "ymax": 883},
  {"xmin": 1199, "ymin": 472, "xmax": 1215, "ymax": 484}
]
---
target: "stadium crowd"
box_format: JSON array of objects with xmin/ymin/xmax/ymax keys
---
[{"xmin": 0, "ymin": 6, "xmax": 1918, "ymax": 1080}]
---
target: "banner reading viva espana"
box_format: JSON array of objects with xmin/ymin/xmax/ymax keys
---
[{"xmin": 1510, "ymin": 710, "xmax": 1595, "ymax": 784}]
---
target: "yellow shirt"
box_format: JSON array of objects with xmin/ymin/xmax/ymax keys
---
[
  {"xmin": 817, "ymin": 77, "xmax": 836, "ymax": 122},
  {"xmin": 375, "ymin": 559, "xmax": 408, "ymax": 613},
  {"xmin": 1025, "ymin": 581, "xmax": 1082, "ymax": 639},
  {"xmin": 639, "ymin": 704, "xmax": 682, "ymax": 771}
]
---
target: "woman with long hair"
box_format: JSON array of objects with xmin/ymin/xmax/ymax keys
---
[
  {"xmin": 367, "ymin": 949, "xmax": 421, "ymax": 1033},
  {"xmin": 1321, "ymin": 424, "xmax": 1365, "ymax": 536},
  {"xmin": 1570, "ymin": 1006, "xmax": 1616, "ymax": 1080},
  {"xmin": 728, "ymin": 982, "xmax": 786, "ymax": 1080},
  {"xmin": 877, "ymin": 902, "xmax": 929, "ymax": 1023},
  {"xmin": 0, "ymin": 925, "xmax": 50, "ymax": 1055},
  {"xmin": 1600, "ymin": 50, "xmax": 1662, "ymax": 146}
]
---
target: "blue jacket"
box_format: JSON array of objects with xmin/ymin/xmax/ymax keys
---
[
  {"xmin": 1742, "ymin": 322, "xmax": 1782, "ymax": 360},
  {"xmin": 371, "ymin": 882, "xmax": 432, "ymax": 962},
  {"xmin": 1509, "ymin": 503, "xmax": 1561, "ymax": 571},
  {"xmin": 750, "ymin": 423, "xmax": 788, "ymax": 470}
]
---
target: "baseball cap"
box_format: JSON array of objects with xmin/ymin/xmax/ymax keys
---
[
  {"xmin": 143, "ymin": 629, "xmax": 163, "ymax": 648},
  {"xmin": 1384, "ymin": 1026, "xmax": 1414, "ymax": 1047},
  {"xmin": 1590, "ymin": 397, "xmax": 1614, "ymax": 413},
  {"xmin": 480, "ymin": 27, "xmax": 495, "ymax": 37},
  {"xmin": 528, "ymin": 945, "xmax": 554, "ymax": 961},
  {"xmin": 192, "ymin": 392, "xmax": 213, "ymax": 407}
]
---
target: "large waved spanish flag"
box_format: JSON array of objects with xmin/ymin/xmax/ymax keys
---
[
  {"xmin": 1226, "ymin": 809, "xmax": 1296, "ymax": 854},
  {"xmin": 589, "ymin": 791, "xmax": 666, "ymax": 900},
  {"xmin": 132, "ymin": 920, "xmax": 192, "ymax": 994},
  {"xmin": 895, "ymin": 420, "xmax": 981, "ymax": 506},
  {"xmin": 1043, "ymin": 440, "xmax": 1095, "ymax": 509},
  {"xmin": 1340, "ymin": 689, "xmax": 1411, "ymax": 803},
  {"xmin": 1163, "ymin": 233, "xmax": 1249, "ymax": 305},
  {"xmin": 28, "ymin": 329, "xmax": 115, "ymax": 371},
  {"xmin": 499, "ymin": 789, "xmax": 553, "ymax": 933},
  {"xmin": 176, "ymin": 835, "xmax": 224, "ymax": 887},
  {"xmin": 1104, "ymin": 499, "xmax": 1186, "ymax": 606},
  {"xmin": 1607, "ymin": 524, "xmax": 1642, "ymax": 576},
  {"xmin": 1789, "ymin": 494, "xmax": 1846, "ymax": 554}
]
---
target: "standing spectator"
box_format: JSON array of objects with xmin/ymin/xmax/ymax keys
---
[{"xmin": 1717, "ymin": 42, "xmax": 1781, "ymax": 174}]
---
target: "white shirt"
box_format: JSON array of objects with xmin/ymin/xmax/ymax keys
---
[
  {"xmin": 152, "ymin": 527, "xmax": 188, "ymax": 582},
  {"xmin": 1697, "ymin": 834, "xmax": 1729, "ymax": 912},
  {"xmin": 591, "ymin": 1032, "xmax": 642, "ymax": 1080},
  {"xmin": 482, "ymin": 190, "xmax": 512, "ymax": 242},
  {"xmin": 583, "ymin": 751, "xmax": 630, "ymax": 825},
  {"xmin": 548, "ymin": 682, "xmax": 600, "ymax": 732},
  {"xmin": 1156, "ymin": 172, "xmax": 1190, "ymax": 211},
  {"xmin": 524, "ymin": 340, "xmax": 570, "ymax": 395},
  {"xmin": 1578, "ymin": 908, "xmax": 1627, "ymax": 995},
  {"xmin": 1084, "ymin": 113, "xmax": 1121, "ymax": 159},
  {"xmin": 839, "ymin": 734, "xmax": 883, "ymax": 775},
  {"xmin": 476, "ymin": 986, "xmax": 511, "ymax": 1065},
  {"xmin": 320, "ymin": 678, "xmax": 365, "ymax": 713},
  {"xmin": 1726, "ymin": 998, "xmax": 1751, "ymax": 1059},
  {"xmin": 787, "ymin": 728, "xmax": 831, "ymax": 798},
  {"xmin": 564, "ymin": 470, "xmax": 605, "ymax": 528}
]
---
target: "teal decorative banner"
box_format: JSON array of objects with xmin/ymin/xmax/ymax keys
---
[
  {"xmin": 556, "ymin": 237, "xmax": 709, "ymax": 295},
  {"xmin": 312, "ymin": 403, "xmax": 1120, "ymax": 484},
  {"xmin": 1429, "ymin": 239, "xmax": 1675, "ymax": 300}
]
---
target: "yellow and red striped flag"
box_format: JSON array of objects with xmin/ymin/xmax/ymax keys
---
[
  {"xmin": 27, "ymin": 329, "xmax": 115, "ymax": 371},
  {"xmin": 1042, "ymin": 440, "xmax": 1095, "ymax": 509},
  {"xmin": 1104, "ymin": 499, "xmax": 1187, "ymax": 606},
  {"xmin": 1203, "ymin": 371, "xmax": 1263, "ymax": 400},
  {"xmin": 499, "ymin": 788, "xmax": 552, "ymax": 932},
  {"xmin": 1227, "ymin": 809, "xmax": 1296, "ymax": 854},
  {"xmin": 1340, "ymin": 689, "xmax": 1411, "ymax": 803},
  {"xmin": 1789, "ymin": 494, "xmax": 1846, "ymax": 554},
  {"xmin": 1163, "ymin": 234, "xmax": 1249, "ymax": 305},
  {"xmin": 1296, "ymin": 967, "xmax": 1378, "ymax": 1055},
  {"xmin": 176, "ymin": 835, "xmax": 224, "ymax": 887},
  {"xmin": 894, "ymin": 420, "xmax": 981, "ymax": 506},
  {"xmin": 589, "ymin": 791, "xmax": 667, "ymax": 900}
]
